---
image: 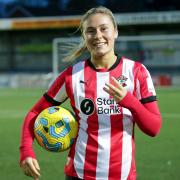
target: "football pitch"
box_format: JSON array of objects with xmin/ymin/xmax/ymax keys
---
[{"xmin": 0, "ymin": 87, "xmax": 180, "ymax": 180}]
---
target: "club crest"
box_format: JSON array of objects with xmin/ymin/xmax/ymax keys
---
[{"xmin": 117, "ymin": 75, "xmax": 128, "ymax": 87}]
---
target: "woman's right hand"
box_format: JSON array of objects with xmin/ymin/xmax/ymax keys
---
[{"xmin": 20, "ymin": 157, "xmax": 40, "ymax": 180}]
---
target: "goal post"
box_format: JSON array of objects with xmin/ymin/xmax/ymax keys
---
[
  {"xmin": 52, "ymin": 37, "xmax": 82, "ymax": 79},
  {"xmin": 52, "ymin": 34, "xmax": 180, "ymax": 84}
]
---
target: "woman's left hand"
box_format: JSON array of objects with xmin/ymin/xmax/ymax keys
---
[{"xmin": 103, "ymin": 76, "xmax": 127, "ymax": 103}]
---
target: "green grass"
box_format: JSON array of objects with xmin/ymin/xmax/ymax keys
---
[
  {"xmin": 136, "ymin": 87, "xmax": 180, "ymax": 180},
  {"xmin": 0, "ymin": 87, "xmax": 180, "ymax": 180}
]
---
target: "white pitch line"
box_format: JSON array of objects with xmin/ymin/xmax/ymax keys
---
[
  {"xmin": 0, "ymin": 110, "xmax": 179, "ymax": 119},
  {"xmin": 0, "ymin": 110, "xmax": 26, "ymax": 119},
  {"xmin": 161, "ymin": 113, "xmax": 180, "ymax": 118}
]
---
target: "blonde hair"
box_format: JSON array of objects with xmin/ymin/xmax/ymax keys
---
[{"xmin": 63, "ymin": 6, "xmax": 117, "ymax": 62}]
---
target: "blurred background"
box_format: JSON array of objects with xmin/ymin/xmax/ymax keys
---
[
  {"xmin": 0, "ymin": 1, "xmax": 180, "ymax": 180},
  {"xmin": 0, "ymin": 0, "xmax": 180, "ymax": 87}
]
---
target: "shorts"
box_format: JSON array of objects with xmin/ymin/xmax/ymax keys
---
[{"xmin": 65, "ymin": 175, "xmax": 82, "ymax": 180}]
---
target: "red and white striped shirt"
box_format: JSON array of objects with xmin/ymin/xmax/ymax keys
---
[{"xmin": 45, "ymin": 55, "xmax": 158, "ymax": 180}]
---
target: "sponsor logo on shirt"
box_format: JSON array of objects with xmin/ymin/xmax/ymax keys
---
[
  {"xmin": 80, "ymin": 98, "xmax": 121, "ymax": 115},
  {"xmin": 96, "ymin": 98, "xmax": 121, "ymax": 114},
  {"xmin": 80, "ymin": 99, "xmax": 94, "ymax": 115}
]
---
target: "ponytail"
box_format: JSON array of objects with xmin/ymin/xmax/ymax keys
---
[{"xmin": 62, "ymin": 40, "xmax": 87, "ymax": 62}]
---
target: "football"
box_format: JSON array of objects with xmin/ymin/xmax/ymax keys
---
[{"xmin": 34, "ymin": 106, "xmax": 78, "ymax": 152}]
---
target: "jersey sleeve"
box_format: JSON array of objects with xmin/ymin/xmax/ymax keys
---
[
  {"xmin": 20, "ymin": 69, "xmax": 69, "ymax": 164},
  {"xmin": 119, "ymin": 92, "xmax": 162, "ymax": 137},
  {"xmin": 118, "ymin": 63, "xmax": 162, "ymax": 137},
  {"xmin": 136, "ymin": 63, "xmax": 156, "ymax": 103},
  {"xmin": 44, "ymin": 69, "xmax": 68, "ymax": 104},
  {"xmin": 20, "ymin": 96, "xmax": 55, "ymax": 163}
]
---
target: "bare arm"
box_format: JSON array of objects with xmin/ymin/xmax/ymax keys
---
[{"xmin": 20, "ymin": 96, "xmax": 53, "ymax": 179}]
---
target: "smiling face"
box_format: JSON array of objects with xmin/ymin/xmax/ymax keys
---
[{"xmin": 82, "ymin": 13, "xmax": 118, "ymax": 59}]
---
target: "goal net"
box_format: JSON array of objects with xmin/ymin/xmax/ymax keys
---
[{"xmin": 52, "ymin": 34, "xmax": 180, "ymax": 85}]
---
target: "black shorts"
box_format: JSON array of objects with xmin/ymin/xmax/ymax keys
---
[{"xmin": 65, "ymin": 175, "xmax": 82, "ymax": 180}]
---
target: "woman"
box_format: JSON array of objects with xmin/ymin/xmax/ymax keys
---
[{"xmin": 20, "ymin": 6, "xmax": 162, "ymax": 180}]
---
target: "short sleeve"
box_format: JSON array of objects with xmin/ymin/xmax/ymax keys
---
[
  {"xmin": 45, "ymin": 69, "xmax": 68, "ymax": 104},
  {"xmin": 136, "ymin": 64, "xmax": 156, "ymax": 103}
]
